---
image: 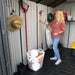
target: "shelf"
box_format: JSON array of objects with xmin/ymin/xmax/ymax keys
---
[{"xmin": 66, "ymin": 20, "xmax": 75, "ymax": 22}]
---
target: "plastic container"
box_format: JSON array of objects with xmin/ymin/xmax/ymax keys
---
[
  {"xmin": 67, "ymin": 16, "xmax": 72, "ymax": 21},
  {"xmin": 71, "ymin": 49, "xmax": 75, "ymax": 56},
  {"xmin": 27, "ymin": 49, "xmax": 45, "ymax": 71},
  {"xmin": 72, "ymin": 17, "xmax": 75, "ymax": 21},
  {"xmin": 30, "ymin": 49, "xmax": 38, "ymax": 57}
]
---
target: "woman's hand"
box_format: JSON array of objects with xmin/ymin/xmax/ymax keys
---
[
  {"xmin": 40, "ymin": 19, "xmax": 43, "ymax": 22},
  {"xmin": 45, "ymin": 21, "xmax": 48, "ymax": 25},
  {"xmin": 40, "ymin": 19, "xmax": 48, "ymax": 25},
  {"xmin": 40, "ymin": 19, "xmax": 45, "ymax": 24},
  {"xmin": 54, "ymin": 31, "xmax": 63, "ymax": 35},
  {"xmin": 54, "ymin": 33, "xmax": 59, "ymax": 36}
]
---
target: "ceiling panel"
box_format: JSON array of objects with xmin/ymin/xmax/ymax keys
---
[
  {"xmin": 39, "ymin": 0, "xmax": 56, "ymax": 6},
  {"xmin": 29, "ymin": 0, "xmax": 67, "ymax": 7}
]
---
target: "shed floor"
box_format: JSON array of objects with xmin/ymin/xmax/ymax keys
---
[{"xmin": 14, "ymin": 47, "xmax": 75, "ymax": 75}]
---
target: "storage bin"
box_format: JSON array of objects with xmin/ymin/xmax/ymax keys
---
[
  {"xmin": 67, "ymin": 16, "xmax": 72, "ymax": 21},
  {"xmin": 71, "ymin": 42, "xmax": 75, "ymax": 56},
  {"xmin": 72, "ymin": 17, "xmax": 75, "ymax": 21},
  {"xmin": 71, "ymin": 49, "xmax": 75, "ymax": 56},
  {"xmin": 27, "ymin": 49, "xmax": 45, "ymax": 71}
]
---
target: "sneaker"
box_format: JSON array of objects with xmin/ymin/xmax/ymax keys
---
[
  {"xmin": 50, "ymin": 57, "xmax": 57, "ymax": 60},
  {"xmin": 55, "ymin": 59, "xmax": 62, "ymax": 65}
]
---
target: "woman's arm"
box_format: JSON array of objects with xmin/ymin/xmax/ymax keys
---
[
  {"xmin": 40, "ymin": 20, "xmax": 48, "ymax": 25},
  {"xmin": 40, "ymin": 19, "xmax": 54, "ymax": 26},
  {"xmin": 48, "ymin": 26, "xmax": 52, "ymax": 32},
  {"xmin": 48, "ymin": 21, "xmax": 54, "ymax": 26}
]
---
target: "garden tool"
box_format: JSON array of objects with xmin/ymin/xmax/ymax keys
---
[
  {"xmin": 39, "ymin": 10, "xmax": 43, "ymax": 49},
  {"xmin": 20, "ymin": 0, "xmax": 29, "ymax": 52}
]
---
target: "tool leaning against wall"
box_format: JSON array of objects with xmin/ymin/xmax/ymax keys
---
[
  {"xmin": 39, "ymin": 10, "xmax": 44, "ymax": 49},
  {"xmin": 40, "ymin": 11, "xmax": 53, "ymax": 49},
  {"xmin": 39, "ymin": 10, "xmax": 54, "ymax": 49},
  {"xmin": 20, "ymin": 0, "xmax": 29, "ymax": 52}
]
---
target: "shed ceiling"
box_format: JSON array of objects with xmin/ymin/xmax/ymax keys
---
[{"xmin": 29, "ymin": 0, "xmax": 67, "ymax": 7}]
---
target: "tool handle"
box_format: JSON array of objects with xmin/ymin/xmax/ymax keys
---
[
  {"xmin": 40, "ymin": 14, "xmax": 43, "ymax": 49},
  {"xmin": 25, "ymin": 13, "xmax": 28, "ymax": 52},
  {"xmin": 20, "ymin": 0, "xmax": 23, "ymax": 6}
]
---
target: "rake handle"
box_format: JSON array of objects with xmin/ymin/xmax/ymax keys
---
[
  {"xmin": 40, "ymin": 13, "xmax": 43, "ymax": 49},
  {"xmin": 25, "ymin": 13, "xmax": 28, "ymax": 52}
]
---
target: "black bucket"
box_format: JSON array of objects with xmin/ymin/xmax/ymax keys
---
[{"xmin": 71, "ymin": 49, "xmax": 75, "ymax": 56}]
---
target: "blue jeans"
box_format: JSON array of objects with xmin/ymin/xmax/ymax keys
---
[{"xmin": 52, "ymin": 37, "xmax": 60, "ymax": 59}]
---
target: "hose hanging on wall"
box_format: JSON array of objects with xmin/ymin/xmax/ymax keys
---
[{"xmin": 47, "ymin": 13, "xmax": 54, "ymax": 23}]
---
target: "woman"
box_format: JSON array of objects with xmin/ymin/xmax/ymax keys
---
[{"xmin": 41, "ymin": 11, "xmax": 65, "ymax": 65}]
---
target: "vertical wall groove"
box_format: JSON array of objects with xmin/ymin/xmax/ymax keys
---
[
  {"xmin": 0, "ymin": 0, "xmax": 13, "ymax": 74},
  {"xmin": 18, "ymin": 0, "xmax": 23, "ymax": 63},
  {"xmin": 36, "ymin": 4, "xmax": 38, "ymax": 49}
]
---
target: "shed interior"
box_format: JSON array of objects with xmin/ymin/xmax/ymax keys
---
[{"xmin": 0, "ymin": 0, "xmax": 75, "ymax": 75}]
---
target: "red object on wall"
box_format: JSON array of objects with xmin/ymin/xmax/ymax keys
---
[
  {"xmin": 54, "ymin": 12, "xmax": 67, "ymax": 21},
  {"xmin": 63, "ymin": 13, "xmax": 67, "ymax": 21}
]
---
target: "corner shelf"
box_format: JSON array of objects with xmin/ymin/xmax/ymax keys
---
[
  {"xmin": 65, "ymin": 20, "xmax": 75, "ymax": 47},
  {"xmin": 66, "ymin": 20, "xmax": 75, "ymax": 22}
]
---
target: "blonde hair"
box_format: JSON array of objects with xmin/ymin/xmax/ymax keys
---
[{"xmin": 55, "ymin": 10, "xmax": 65, "ymax": 23}]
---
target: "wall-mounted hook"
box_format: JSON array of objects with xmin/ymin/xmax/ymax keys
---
[{"xmin": 10, "ymin": 9, "xmax": 16, "ymax": 15}]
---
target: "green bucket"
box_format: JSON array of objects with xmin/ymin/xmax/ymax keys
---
[{"xmin": 47, "ymin": 13, "xmax": 54, "ymax": 23}]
